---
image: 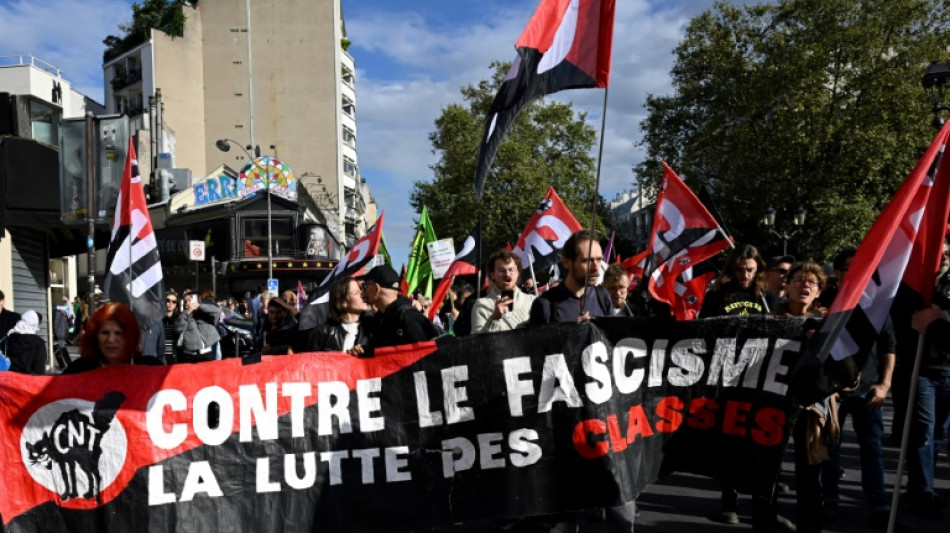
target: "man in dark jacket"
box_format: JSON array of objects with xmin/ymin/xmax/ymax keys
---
[{"xmin": 360, "ymin": 265, "xmax": 437, "ymax": 352}]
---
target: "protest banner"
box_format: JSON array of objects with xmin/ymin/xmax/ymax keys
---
[{"xmin": 0, "ymin": 316, "xmax": 806, "ymax": 532}]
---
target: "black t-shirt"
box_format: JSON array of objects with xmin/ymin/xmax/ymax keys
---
[{"xmin": 699, "ymin": 280, "xmax": 766, "ymax": 317}]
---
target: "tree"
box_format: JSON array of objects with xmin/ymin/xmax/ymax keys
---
[
  {"xmin": 411, "ymin": 62, "xmax": 610, "ymax": 260},
  {"xmin": 103, "ymin": 0, "xmax": 187, "ymax": 61},
  {"xmin": 636, "ymin": 0, "xmax": 950, "ymax": 261}
]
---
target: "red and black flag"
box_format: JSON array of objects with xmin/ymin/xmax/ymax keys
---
[
  {"xmin": 312, "ymin": 212, "xmax": 385, "ymax": 303},
  {"xmin": 646, "ymin": 163, "xmax": 731, "ymax": 317},
  {"xmin": 796, "ymin": 122, "xmax": 950, "ymax": 404},
  {"xmin": 428, "ymin": 224, "xmax": 481, "ymax": 322},
  {"xmin": 102, "ymin": 138, "xmax": 164, "ymax": 325},
  {"xmin": 473, "ymin": 0, "xmax": 616, "ymax": 197},
  {"xmin": 513, "ymin": 187, "xmax": 583, "ymax": 275}
]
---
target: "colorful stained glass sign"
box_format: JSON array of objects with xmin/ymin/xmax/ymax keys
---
[{"xmin": 238, "ymin": 156, "xmax": 297, "ymax": 201}]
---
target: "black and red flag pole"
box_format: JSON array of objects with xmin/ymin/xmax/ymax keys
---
[{"xmin": 473, "ymin": 0, "xmax": 616, "ymax": 199}]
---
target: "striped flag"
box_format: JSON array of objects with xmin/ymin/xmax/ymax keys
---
[
  {"xmin": 474, "ymin": 0, "xmax": 616, "ymax": 197},
  {"xmin": 103, "ymin": 138, "xmax": 164, "ymax": 326},
  {"xmin": 796, "ymin": 121, "xmax": 950, "ymax": 403}
]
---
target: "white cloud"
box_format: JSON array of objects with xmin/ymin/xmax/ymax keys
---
[{"xmin": 0, "ymin": 0, "xmax": 129, "ymax": 100}]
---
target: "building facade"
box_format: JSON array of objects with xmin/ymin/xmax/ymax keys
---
[
  {"xmin": 101, "ymin": 0, "xmax": 376, "ymax": 247},
  {"xmin": 0, "ymin": 55, "xmax": 107, "ymax": 363}
]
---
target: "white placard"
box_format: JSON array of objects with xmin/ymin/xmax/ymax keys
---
[
  {"xmin": 189, "ymin": 240, "xmax": 205, "ymax": 261},
  {"xmin": 427, "ymin": 238, "xmax": 456, "ymax": 279}
]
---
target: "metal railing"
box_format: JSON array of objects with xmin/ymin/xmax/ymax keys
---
[{"xmin": 0, "ymin": 55, "xmax": 62, "ymax": 78}]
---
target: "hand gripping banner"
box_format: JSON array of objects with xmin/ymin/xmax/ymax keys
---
[{"xmin": 0, "ymin": 316, "xmax": 806, "ymax": 532}]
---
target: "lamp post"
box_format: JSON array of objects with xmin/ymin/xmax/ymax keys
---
[
  {"xmin": 761, "ymin": 206, "xmax": 806, "ymax": 256},
  {"xmin": 923, "ymin": 61, "xmax": 950, "ymax": 130},
  {"xmin": 216, "ymin": 138, "xmax": 273, "ymax": 281}
]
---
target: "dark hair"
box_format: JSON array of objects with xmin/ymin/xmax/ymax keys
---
[
  {"xmin": 0, "ymin": 289, "xmax": 4, "ymax": 301},
  {"xmin": 833, "ymin": 248, "xmax": 857, "ymax": 272},
  {"xmin": 603, "ymin": 263, "xmax": 629, "ymax": 285},
  {"xmin": 328, "ymin": 276, "xmax": 357, "ymax": 323},
  {"xmin": 562, "ymin": 229, "xmax": 601, "ymax": 261},
  {"xmin": 81, "ymin": 302, "xmax": 142, "ymax": 363},
  {"xmin": 711, "ymin": 244, "xmax": 766, "ymax": 297},
  {"xmin": 486, "ymin": 249, "xmax": 522, "ymax": 274},
  {"xmin": 787, "ymin": 261, "xmax": 828, "ymax": 292},
  {"xmin": 200, "ymin": 289, "xmax": 215, "ymax": 302}
]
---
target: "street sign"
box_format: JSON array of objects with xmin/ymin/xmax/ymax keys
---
[
  {"xmin": 189, "ymin": 240, "xmax": 205, "ymax": 261},
  {"xmin": 268, "ymin": 278, "xmax": 279, "ymax": 296}
]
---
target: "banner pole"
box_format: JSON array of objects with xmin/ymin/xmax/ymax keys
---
[
  {"xmin": 580, "ymin": 87, "xmax": 610, "ymax": 314},
  {"xmin": 887, "ymin": 332, "xmax": 925, "ymax": 533},
  {"xmin": 476, "ymin": 214, "xmax": 483, "ymax": 299},
  {"xmin": 529, "ymin": 259, "xmax": 539, "ymax": 296}
]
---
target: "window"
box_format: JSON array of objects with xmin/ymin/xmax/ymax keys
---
[
  {"xmin": 343, "ymin": 156, "xmax": 357, "ymax": 177},
  {"xmin": 242, "ymin": 216, "xmax": 294, "ymax": 258},
  {"xmin": 29, "ymin": 99, "xmax": 59, "ymax": 146},
  {"xmin": 342, "ymin": 125, "xmax": 356, "ymax": 147},
  {"xmin": 342, "ymin": 95, "xmax": 355, "ymax": 117},
  {"xmin": 341, "ymin": 65, "xmax": 355, "ymax": 86}
]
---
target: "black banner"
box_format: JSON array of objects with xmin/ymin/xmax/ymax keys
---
[{"xmin": 0, "ymin": 316, "xmax": 806, "ymax": 532}]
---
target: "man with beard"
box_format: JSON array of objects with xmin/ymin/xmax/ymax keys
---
[
  {"xmin": 472, "ymin": 249, "xmax": 536, "ymax": 333},
  {"xmin": 529, "ymin": 230, "xmax": 612, "ymax": 325}
]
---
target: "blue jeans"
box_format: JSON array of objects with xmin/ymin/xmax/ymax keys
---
[
  {"xmin": 822, "ymin": 393, "xmax": 888, "ymax": 511},
  {"xmin": 907, "ymin": 371, "xmax": 950, "ymax": 496}
]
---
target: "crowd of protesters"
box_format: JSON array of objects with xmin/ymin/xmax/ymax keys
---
[{"xmin": 4, "ymin": 229, "xmax": 950, "ymax": 532}]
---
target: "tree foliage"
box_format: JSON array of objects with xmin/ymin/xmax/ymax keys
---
[
  {"xmin": 104, "ymin": 0, "xmax": 187, "ymax": 61},
  {"xmin": 411, "ymin": 62, "xmax": 609, "ymax": 259},
  {"xmin": 637, "ymin": 0, "xmax": 950, "ymax": 261}
]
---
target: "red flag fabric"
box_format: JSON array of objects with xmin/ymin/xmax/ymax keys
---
[
  {"xmin": 797, "ymin": 122, "xmax": 950, "ymax": 402},
  {"xmin": 513, "ymin": 187, "xmax": 583, "ymax": 274},
  {"xmin": 621, "ymin": 249, "xmax": 650, "ymax": 290},
  {"xmin": 399, "ymin": 264, "xmax": 409, "ymax": 296},
  {"xmin": 103, "ymin": 138, "xmax": 164, "ymax": 326},
  {"xmin": 474, "ymin": 0, "xmax": 616, "ymax": 197},
  {"xmin": 308, "ymin": 213, "xmax": 385, "ymax": 305},
  {"xmin": 645, "ymin": 163, "xmax": 731, "ymax": 316},
  {"xmin": 428, "ymin": 226, "xmax": 481, "ymax": 322}
]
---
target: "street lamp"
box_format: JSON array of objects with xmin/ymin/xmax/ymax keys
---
[
  {"xmin": 923, "ymin": 61, "xmax": 950, "ymax": 130},
  {"xmin": 216, "ymin": 138, "xmax": 273, "ymax": 281},
  {"xmin": 761, "ymin": 205, "xmax": 806, "ymax": 256}
]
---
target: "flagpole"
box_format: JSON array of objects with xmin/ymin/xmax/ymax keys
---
[
  {"xmin": 476, "ymin": 213, "xmax": 483, "ymax": 299},
  {"xmin": 888, "ymin": 332, "xmax": 926, "ymax": 533},
  {"xmin": 580, "ymin": 87, "xmax": 610, "ymax": 313},
  {"xmin": 528, "ymin": 260, "xmax": 539, "ymax": 296}
]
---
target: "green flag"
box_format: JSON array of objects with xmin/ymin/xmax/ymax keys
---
[
  {"xmin": 405, "ymin": 206, "xmax": 437, "ymax": 298},
  {"xmin": 378, "ymin": 232, "xmax": 393, "ymax": 267}
]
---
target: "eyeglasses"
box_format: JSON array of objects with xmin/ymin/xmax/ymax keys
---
[
  {"xmin": 789, "ymin": 277, "xmax": 819, "ymax": 287},
  {"xmin": 770, "ymin": 268, "xmax": 789, "ymax": 275},
  {"xmin": 166, "ymin": 298, "xmax": 178, "ymax": 304}
]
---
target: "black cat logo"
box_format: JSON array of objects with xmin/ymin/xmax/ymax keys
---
[{"xmin": 24, "ymin": 392, "xmax": 126, "ymax": 502}]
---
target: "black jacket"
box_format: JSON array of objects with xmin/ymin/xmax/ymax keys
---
[
  {"xmin": 370, "ymin": 296, "xmax": 438, "ymax": 351},
  {"xmin": 6, "ymin": 333, "xmax": 46, "ymax": 375},
  {"xmin": 261, "ymin": 315, "xmax": 298, "ymax": 355},
  {"xmin": 306, "ymin": 317, "xmax": 373, "ymax": 354}
]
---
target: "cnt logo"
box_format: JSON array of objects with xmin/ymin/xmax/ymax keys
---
[{"xmin": 19, "ymin": 392, "xmax": 127, "ymax": 504}]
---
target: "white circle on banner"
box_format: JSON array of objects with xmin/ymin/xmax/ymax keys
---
[{"xmin": 20, "ymin": 397, "xmax": 127, "ymax": 501}]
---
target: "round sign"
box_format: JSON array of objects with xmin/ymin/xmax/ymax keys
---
[{"xmin": 189, "ymin": 240, "xmax": 205, "ymax": 261}]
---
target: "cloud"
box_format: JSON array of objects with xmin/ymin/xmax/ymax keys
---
[{"xmin": 0, "ymin": 0, "xmax": 129, "ymax": 100}]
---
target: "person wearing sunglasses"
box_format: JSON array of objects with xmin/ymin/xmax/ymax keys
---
[
  {"xmin": 765, "ymin": 255, "xmax": 795, "ymax": 310},
  {"xmin": 161, "ymin": 291, "xmax": 180, "ymax": 363}
]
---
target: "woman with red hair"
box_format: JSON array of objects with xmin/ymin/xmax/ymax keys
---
[{"xmin": 62, "ymin": 302, "xmax": 163, "ymax": 374}]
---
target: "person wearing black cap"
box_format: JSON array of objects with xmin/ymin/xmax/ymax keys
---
[{"xmin": 360, "ymin": 265, "xmax": 438, "ymax": 353}]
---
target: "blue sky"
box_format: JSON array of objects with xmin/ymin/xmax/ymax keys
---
[{"xmin": 0, "ymin": 0, "xmax": 720, "ymax": 263}]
